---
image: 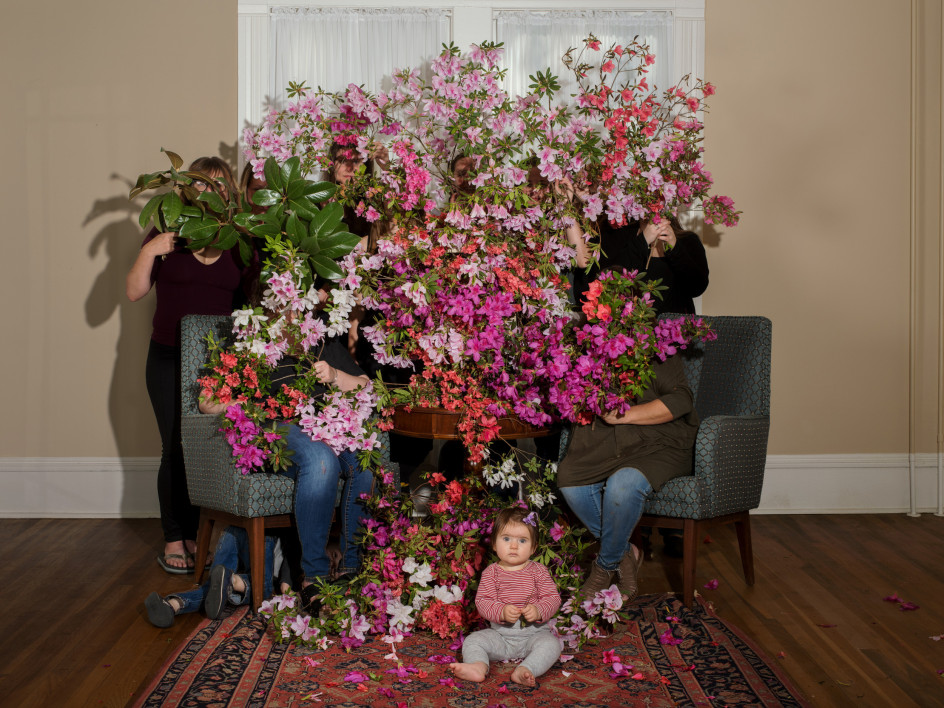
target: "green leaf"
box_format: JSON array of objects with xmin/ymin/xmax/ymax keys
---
[
  {"xmin": 237, "ymin": 236, "xmax": 253, "ymax": 265},
  {"xmin": 313, "ymin": 231, "xmax": 360, "ymax": 259},
  {"xmin": 232, "ymin": 212, "xmax": 254, "ymax": 228},
  {"xmin": 249, "ymin": 223, "xmax": 281, "ymax": 238},
  {"xmin": 309, "ymin": 253, "xmax": 345, "ymax": 281},
  {"xmin": 161, "ymin": 191, "xmax": 183, "ymax": 223},
  {"xmin": 294, "ymin": 180, "xmax": 336, "ymax": 203},
  {"xmin": 263, "ymin": 157, "xmax": 284, "ymax": 192},
  {"xmin": 138, "ymin": 193, "xmax": 164, "ymax": 229},
  {"xmin": 288, "ymin": 195, "xmax": 318, "ymax": 221},
  {"xmin": 179, "ymin": 216, "xmax": 221, "ymax": 244},
  {"xmin": 281, "ymin": 156, "xmax": 302, "ymax": 187},
  {"xmin": 180, "ymin": 205, "xmax": 203, "ymax": 218},
  {"xmin": 285, "ymin": 214, "xmax": 305, "ymax": 244},
  {"xmin": 215, "ymin": 225, "xmax": 238, "ymax": 250},
  {"xmin": 310, "ymin": 201, "xmax": 344, "ymax": 239},
  {"xmin": 253, "ymin": 189, "xmax": 281, "ymax": 207},
  {"xmin": 197, "ymin": 190, "xmax": 227, "ymax": 214}
]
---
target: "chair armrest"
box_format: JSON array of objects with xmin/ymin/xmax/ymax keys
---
[{"xmin": 692, "ymin": 414, "xmax": 770, "ymax": 516}]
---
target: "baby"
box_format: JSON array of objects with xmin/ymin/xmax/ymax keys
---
[{"xmin": 449, "ymin": 507, "xmax": 562, "ymax": 686}]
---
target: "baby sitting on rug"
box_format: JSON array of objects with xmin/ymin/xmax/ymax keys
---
[{"xmin": 449, "ymin": 506, "xmax": 562, "ymax": 686}]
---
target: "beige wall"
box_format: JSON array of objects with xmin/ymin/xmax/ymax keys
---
[
  {"xmin": 703, "ymin": 0, "xmax": 943, "ymax": 455},
  {"xmin": 0, "ymin": 1, "xmax": 236, "ymax": 458},
  {"xmin": 0, "ymin": 1, "xmax": 941, "ymax": 463}
]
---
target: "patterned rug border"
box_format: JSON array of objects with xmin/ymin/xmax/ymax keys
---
[{"xmin": 691, "ymin": 593, "xmax": 812, "ymax": 708}]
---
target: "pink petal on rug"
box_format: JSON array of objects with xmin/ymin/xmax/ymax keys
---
[
  {"xmin": 561, "ymin": 671, "xmax": 572, "ymax": 677},
  {"xmin": 378, "ymin": 687, "xmax": 394, "ymax": 698},
  {"xmin": 900, "ymin": 602, "xmax": 920, "ymax": 611},
  {"xmin": 777, "ymin": 651, "xmax": 786, "ymax": 659},
  {"xmin": 344, "ymin": 671, "xmax": 369, "ymax": 683},
  {"xmin": 930, "ymin": 635, "xmax": 944, "ymax": 641},
  {"xmin": 883, "ymin": 593, "xmax": 903, "ymax": 603},
  {"xmin": 426, "ymin": 654, "xmax": 455, "ymax": 664},
  {"xmin": 560, "ymin": 654, "xmax": 574, "ymax": 662},
  {"xmin": 356, "ymin": 684, "xmax": 369, "ymax": 692},
  {"xmin": 703, "ymin": 579, "xmax": 719, "ymax": 590},
  {"xmin": 304, "ymin": 657, "xmax": 321, "ymax": 667},
  {"xmin": 659, "ymin": 629, "xmax": 683, "ymax": 646},
  {"xmin": 497, "ymin": 684, "xmax": 509, "ymax": 693},
  {"xmin": 631, "ymin": 672, "xmax": 646, "ymax": 680},
  {"xmin": 439, "ymin": 677, "xmax": 457, "ymax": 688}
]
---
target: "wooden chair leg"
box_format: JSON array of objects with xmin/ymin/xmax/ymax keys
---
[
  {"xmin": 194, "ymin": 512, "xmax": 215, "ymax": 585},
  {"xmin": 248, "ymin": 517, "xmax": 266, "ymax": 613},
  {"xmin": 733, "ymin": 514, "xmax": 755, "ymax": 586},
  {"xmin": 681, "ymin": 519, "xmax": 699, "ymax": 607}
]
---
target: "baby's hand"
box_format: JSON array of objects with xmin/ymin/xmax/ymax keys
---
[
  {"xmin": 521, "ymin": 604, "xmax": 541, "ymax": 622},
  {"xmin": 501, "ymin": 604, "xmax": 522, "ymax": 624}
]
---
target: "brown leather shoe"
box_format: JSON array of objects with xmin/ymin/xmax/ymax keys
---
[
  {"xmin": 617, "ymin": 545, "xmax": 643, "ymax": 600},
  {"xmin": 577, "ymin": 561, "xmax": 614, "ymax": 602}
]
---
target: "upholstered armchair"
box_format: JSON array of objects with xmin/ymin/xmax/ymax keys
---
[
  {"xmin": 637, "ymin": 315, "xmax": 772, "ymax": 606},
  {"xmin": 179, "ymin": 314, "xmax": 398, "ymax": 611}
]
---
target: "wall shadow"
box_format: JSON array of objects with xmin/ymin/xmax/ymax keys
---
[{"xmin": 85, "ymin": 173, "xmax": 158, "ymax": 530}]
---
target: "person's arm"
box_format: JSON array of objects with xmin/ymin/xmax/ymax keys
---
[
  {"xmin": 601, "ymin": 357, "xmax": 694, "ymax": 425},
  {"xmin": 198, "ymin": 397, "xmax": 229, "ymax": 415},
  {"xmin": 601, "ymin": 399, "xmax": 674, "ymax": 426},
  {"xmin": 565, "ymin": 223, "xmax": 590, "ymax": 269},
  {"xmin": 474, "ymin": 565, "xmax": 509, "ymax": 623},
  {"xmin": 126, "ymin": 232, "xmax": 176, "ymax": 301},
  {"xmin": 527, "ymin": 563, "xmax": 562, "ymax": 622},
  {"xmin": 312, "ymin": 359, "xmax": 368, "ymax": 392}
]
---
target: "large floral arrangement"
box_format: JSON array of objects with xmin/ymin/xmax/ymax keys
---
[
  {"xmin": 261, "ymin": 451, "xmax": 632, "ymax": 655},
  {"xmin": 244, "ymin": 36, "xmax": 735, "ymax": 456}
]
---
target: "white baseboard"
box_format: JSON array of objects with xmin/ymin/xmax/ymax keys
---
[
  {"xmin": 0, "ymin": 457, "xmax": 160, "ymax": 518},
  {"xmin": 0, "ymin": 454, "xmax": 942, "ymax": 517}
]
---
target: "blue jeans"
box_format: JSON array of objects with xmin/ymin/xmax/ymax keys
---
[
  {"xmin": 559, "ymin": 467, "xmax": 653, "ymax": 571},
  {"xmin": 168, "ymin": 526, "xmax": 276, "ymax": 613},
  {"xmin": 280, "ymin": 425, "xmax": 373, "ymax": 580}
]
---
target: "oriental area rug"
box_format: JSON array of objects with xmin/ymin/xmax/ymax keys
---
[{"xmin": 133, "ymin": 593, "xmax": 808, "ymax": 707}]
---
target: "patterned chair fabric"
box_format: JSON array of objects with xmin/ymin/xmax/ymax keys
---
[
  {"xmin": 180, "ymin": 314, "xmax": 297, "ymax": 517},
  {"xmin": 644, "ymin": 315, "xmax": 772, "ymax": 520}
]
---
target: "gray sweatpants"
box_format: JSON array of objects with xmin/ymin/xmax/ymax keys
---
[{"xmin": 461, "ymin": 621, "xmax": 562, "ymax": 678}]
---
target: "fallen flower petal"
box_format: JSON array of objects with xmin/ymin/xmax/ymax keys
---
[
  {"xmin": 356, "ymin": 684, "xmax": 369, "ymax": 692},
  {"xmin": 497, "ymin": 684, "xmax": 510, "ymax": 693},
  {"xmin": 703, "ymin": 535, "xmax": 712, "ymax": 544},
  {"xmin": 631, "ymin": 672, "xmax": 646, "ymax": 680},
  {"xmin": 703, "ymin": 579, "xmax": 719, "ymax": 590},
  {"xmin": 777, "ymin": 651, "xmax": 786, "ymax": 659},
  {"xmin": 930, "ymin": 635, "xmax": 944, "ymax": 641},
  {"xmin": 817, "ymin": 624, "xmax": 837, "ymax": 628},
  {"xmin": 378, "ymin": 687, "xmax": 395, "ymax": 698},
  {"xmin": 900, "ymin": 602, "xmax": 920, "ymax": 611},
  {"xmin": 561, "ymin": 671, "xmax": 572, "ymax": 677},
  {"xmin": 439, "ymin": 677, "xmax": 457, "ymax": 688},
  {"xmin": 883, "ymin": 593, "xmax": 903, "ymax": 603},
  {"xmin": 659, "ymin": 628, "xmax": 684, "ymax": 646}
]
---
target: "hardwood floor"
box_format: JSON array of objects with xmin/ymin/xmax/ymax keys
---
[{"xmin": 0, "ymin": 515, "xmax": 942, "ymax": 707}]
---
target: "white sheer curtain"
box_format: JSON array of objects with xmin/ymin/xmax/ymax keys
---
[
  {"xmin": 270, "ymin": 7, "xmax": 451, "ymax": 106},
  {"xmin": 495, "ymin": 11, "xmax": 674, "ymax": 99}
]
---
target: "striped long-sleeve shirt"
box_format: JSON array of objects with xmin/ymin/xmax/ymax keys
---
[{"xmin": 475, "ymin": 561, "xmax": 561, "ymax": 624}]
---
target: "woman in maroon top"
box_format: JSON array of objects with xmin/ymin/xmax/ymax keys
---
[{"xmin": 126, "ymin": 156, "xmax": 253, "ymax": 574}]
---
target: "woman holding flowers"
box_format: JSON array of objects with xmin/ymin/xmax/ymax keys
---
[
  {"xmin": 556, "ymin": 351, "xmax": 699, "ymax": 601},
  {"xmin": 199, "ymin": 316, "xmax": 374, "ymax": 613}
]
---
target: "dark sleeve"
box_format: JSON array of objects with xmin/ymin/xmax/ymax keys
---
[
  {"xmin": 648, "ymin": 356, "xmax": 695, "ymax": 420},
  {"xmin": 321, "ymin": 337, "xmax": 366, "ymax": 378},
  {"xmin": 141, "ymin": 227, "xmax": 162, "ymax": 285},
  {"xmin": 663, "ymin": 232, "xmax": 709, "ymax": 299}
]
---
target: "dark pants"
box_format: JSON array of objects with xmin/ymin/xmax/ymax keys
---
[{"xmin": 145, "ymin": 339, "xmax": 199, "ymax": 544}]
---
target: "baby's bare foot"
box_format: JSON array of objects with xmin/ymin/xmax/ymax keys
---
[
  {"xmin": 448, "ymin": 662, "xmax": 487, "ymax": 682},
  {"xmin": 511, "ymin": 665, "xmax": 535, "ymax": 687}
]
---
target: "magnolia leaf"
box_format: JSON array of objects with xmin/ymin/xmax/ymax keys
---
[
  {"xmin": 308, "ymin": 253, "xmax": 345, "ymax": 281},
  {"xmin": 138, "ymin": 193, "xmax": 164, "ymax": 229},
  {"xmin": 313, "ymin": 231, "xmax": 360, "ymax": 259},
  {"xmin": 180, "ymin": 205, "xmax": 203, "ymax": 218},
  {"xmin": 281, "ymin": 156, "xmax": 302, "ymax": 187},
  {"xmin": 161, "ymin": 191, "xmax": 183, "ymax": 223},
  {"xmin": 249, "ymin": 223, "xmax": 281, "ymax": 238},
  {"xmin": 237, "ymin": 236, "xmax": 253, "ymax": 266},
  {"xmin": 232, "ymin": 212, "xmax": 254, "ymax": 228},
  {"xmin": 215, "ymin": 225, "xmax": 238, "ymax": 250},
  {"xmin": 198, "ymin": 189, "xmax": 227, "ymax": 214},
  {"xmin": 263, "ymin": 157, "xmax": 284, "ymax": 192},
  {"xmin": 285, "ymin": 213, "xmax": 305, "ymax": 244},
  {"xmin": 287, "ymin": 180, "xmax": 336, "ymax": 203},
  {"xmin": 252, "ymin": 189, "xmax": 281, "ymax": 207},
  {"xmin": 310, "ymin": 201, "xmax": 343, "ymax": 239},
  {"xmin": 162, "ymin": 148, "xmax": 184, "ymax": 170},
  {"xmin": 179, "ymin": 216, "xmax": 221, "ymax": 243},
  {"xmin": 287, "ymin": 195, "xmax": 318, "ymax": 221}
]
